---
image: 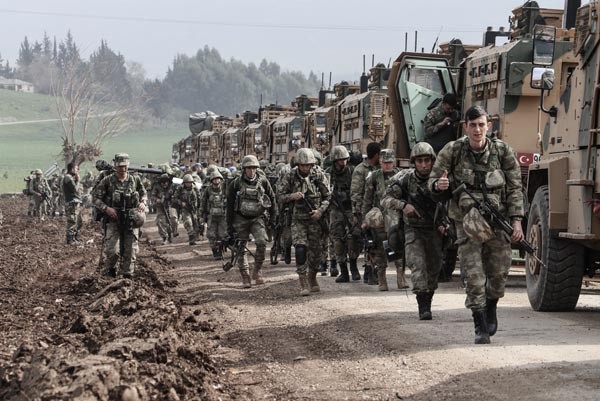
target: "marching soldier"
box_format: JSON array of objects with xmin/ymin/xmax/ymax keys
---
[
  {"xmin": 63, "ymin": 162, "xmax": 83, "ymax": 245},
  {"xmin": 28, "ymin": 169, "xmax": 52, "ymax": 220},
  {"xmin": 227, "ymin": 155, "xmax": 277, "ymax": 287},
  {"xmin": 429, "ymin": 106, "xmax": 524, "ymax": 344},
  {"xmin": 172, "ymin": 174, "xmax": 201, "ymax": 245},
  {"xmin": 278, "ymin": 148, "xmax": 330, "ymax": 296},
  {"xmin": 327, "ymin": 146, "xmax": 361, "ymax": 283},
  {"xmin": 200, "ymin": 170, "xmax": 228, "ymax": 258},
  {"xmin": 151, "ymin": 173, "xmax": 178, "ymax": 244},
  {"xmin": 92, "ymin": 153, "xmax": 147, "ymax": 278},
  {"xmin": 382, "ymin": 143, "xmax": 443, "ymax": 319}
]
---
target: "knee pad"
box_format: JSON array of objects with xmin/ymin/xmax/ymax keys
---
[{"xmin": 295, "ymin": 245, "xmax": 307, "ymax": 265}]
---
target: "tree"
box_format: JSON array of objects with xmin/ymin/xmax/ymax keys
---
[{"xmin": 17, "ymin": 36, "xmax": 34, "ymax": 67}]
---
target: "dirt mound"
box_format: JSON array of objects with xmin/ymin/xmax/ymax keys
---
[{"xmin": 0, "ymin": 198, "xmax": 228, "ymax": 400}]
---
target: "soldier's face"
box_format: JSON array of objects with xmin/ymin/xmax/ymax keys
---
[
  {"xmin": 442, "ymin": 103, "xmax": 454, "ymax": 114},
  {"xmin": 212, "ymin": 178, "xmax": 222, "ymax": 187},
  {"xmin": 298, "ymin": 164, "xmax": 312, "ymax": 176},
  {"xmin": 335, "ymin": 159, "xmax": 348, "ymax": 169},
  {"xmin": 244, "ymin": 167, "xmax": 257, "ymax": 180},
  {"xmin": 184, "ymin": 182, "xmax": 193, "ymax": 190},
  {"xmin": 464, "ymin": 116, "xmax": 491, "ymax": 149},
  {"xmin": 115, "ymin": 165, "xmax": 128, "ymax": 178},
  {"xmin": 414, "ymin": 156, "xmax": 433, "ymax": 176},
  {"xmin": 382, "ymin": 161, "xmax": 394, "ymax": 173}
]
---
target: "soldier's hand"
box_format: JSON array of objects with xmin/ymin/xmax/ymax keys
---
[
  {"xmin": 436, "ymin": 170, "xmax": 449, "ymax": 191},
  {"xmin": 402, "ymin": 204, "xmax": 421, "ymax": 218},
  {"xmin": 105, "ymin": 207, "xmax": 118, "ymax": 220},
  {"xmin": 511, "ymin": 220, "xmax": 524, "ymax": 242},
  {"xmin": 442, "ymin": 117, "xmax": 452, "ymax": 126},
  {"xmin": 181, "ymin": 202, "xmax": 187, "ymax": 208},
  {"xmin": 199, "ymin": 217, "xmax": 205, "ymax": 225},
  {"xmin": 310, "ymin": 209, "xmax": 322, "ymax": 221},
  {"xmin": 156, "ymin": 198, "xmax": 162, "ymax": 204},
  {"xmin": 361, "ymin": 222, "xmax": 368, "ymax": 230},
  {"xmin": 289, "ymin": 192, "xmax": 304, "ymax": 201},
  {"xmin": 137, "ymin": 202, "xmax": 147, "ymax": 213}
]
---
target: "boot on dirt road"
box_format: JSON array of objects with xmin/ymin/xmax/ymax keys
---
[
  {"xmin": 349, "ymin": 258, "xmax": 361, "ymax": 281},
  {"xmin": 319, "ymin": 261, "xmax": 328, "ymax": 276},
  {"xmin": 486, "ymin": 298, "xmax": 499, "ymax": 336},
  {"xmin": 377, "ymin": 267, "xmax": 388, "ymax": 291},
  {"xmin": 396, "ymin": 265, "xmax": 409, "ymax": 289},
  {"xmin": 252, "ymin": 266, "xmax": 265, "ymax": 285},
  {"xmin": 308, "ymin": 270, "xmax": 320, "ymax": 293},
  {"xmin": 335, "ymin": 262, "xmax": 350, "ymax": 283},
  {"xmin": 240, "ymin": 270, "xmax": 252, "ymax": 288},
  {"xmin": 298, "ymin": 274, "xmax": 310, "ymax": 296},
  {"xmin": 472, "ymin": 309, "xmax": 491, "ymax": 344},
  {"xmin": 416, "ymin": 292, "xmax": 432, "ymax": 320},
  {"xmin": 188, "ymin": 234, "xmax": 197, "ymax": 246},
  {"xmin": 329, "ymin": 259, "xmax": 339, "ymax": 277}
]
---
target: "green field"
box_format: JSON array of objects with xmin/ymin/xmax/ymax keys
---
[{"xmin": 0, "ymin": 89, "xmax": 189, "ymax": 193}]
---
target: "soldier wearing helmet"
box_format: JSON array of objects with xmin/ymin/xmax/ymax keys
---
[
  {"xmin": 226, "ymin": 155, "xmax": 277, "ymax": 288},
  {"xmin": 278, "ymin": 148, "xmax": 331, "ymax": 296},
  {"xmin": 62, "ymin": 162, "xmax": 83, "ymax": 245},
  {"xmin": 326, "ymin": 145, "xmax": 360, "ymax": 283},
  {"xmin": 199, "ymin": 170, "xmax": 228, "ymax": 258},
  {"xmin": 150, "ymin": 173, "xmax": 178, "ymax": 244},
  {"xmin": 351, "ymin": 142, "xmax": 382, "ymax": 282},
  {"xmin": 28, "ymin": 168, "xmax": 52, "ymax": 220},
  {"xmin": 172, "ymin": 174, "xmax": 201, "ymax": 245},
  {"xmin": 92, "ymin": 153, "xmax": 148, "ymax": 278},
  {"xmin": 362, "ymin": 149, "xmax": 409, "ymax": 290},
  {"xmin": 382, "ymin": 142, "xmax": 443, "ymax": 320},
  {"xmin": 429, "ymin": 106, "xmax": 524, "ymax": 345}
]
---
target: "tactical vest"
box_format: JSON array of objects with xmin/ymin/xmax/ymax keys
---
[
  {"xmin": 206, "ymin": 186, "xmax": 226, "ymax": 216},
  {"xmin": 289, "ymin": 170, "xmax": 324, "ymax": 220},
  {"xmin": 399, "ymin": 171, "xmax": 436, "ymax": 228},
  {"xmin": 106, "ymin": 175, "xmax": 142, "ymax": 210},
  {"xmin": 234, "ymin": 176, "xmax": 270, "ymax": 218},
  {"xmin": 329, "ymin": 165, "xmax": 353, "ymax": 210}
]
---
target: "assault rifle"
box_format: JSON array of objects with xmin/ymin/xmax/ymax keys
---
[
  {"xmin": 223, "ymin": 238, "xmax": 255, "ymax": 272},
  {"xmin": 96, "ymin": 159, "xmax": 164, "ymax": 176},
  {"xmin": 408, "ymin": 186, "xmax": 455, "ymax": 239},
  {"xmin": 453, "ymin": 183, "xmax": 545, "ymax": 267}
]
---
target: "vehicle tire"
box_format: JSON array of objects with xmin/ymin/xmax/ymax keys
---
[{"xmin": 526, "ymin": 185, "xmax": 585, "ymax": 311}]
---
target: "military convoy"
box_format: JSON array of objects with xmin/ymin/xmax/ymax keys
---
[{"xmin": 173, "ymin": 0, "xmax": 600, "ymax": 311}]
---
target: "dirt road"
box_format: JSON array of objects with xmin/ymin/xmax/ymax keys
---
[{"xmin": 153, "ymin": 221, "xmax": 600, "ymax": 401}]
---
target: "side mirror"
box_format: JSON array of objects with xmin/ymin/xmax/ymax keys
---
[
  {"xmin": 531, "ymin": 67, "xmax": 555, "ymax": 90},
  {"xmin": 532, "ymin": 25, "xmax": 556, "ymax": 66}
]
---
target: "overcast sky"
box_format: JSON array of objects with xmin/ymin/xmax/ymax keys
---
[{"xmin": 1, "ymin": 0, "xmax": 573, "ymax": 82}]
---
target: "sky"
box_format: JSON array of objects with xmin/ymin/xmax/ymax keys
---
[{"xmin": 0, "ymin": 0, "xmax": 575, "ymax": 83}]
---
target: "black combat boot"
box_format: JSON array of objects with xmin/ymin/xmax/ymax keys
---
[
  {"xmin": 349, "ymin": 259, "xmax": 361, "ymax": 281},
  {"xmin": 335, "ymin": 262, "xmax": 350, "ymax": 283},
  {"xmin": 363, "ymin": 265, "xmax": 371, "ymax": 284},
  {"xmin": 486, "ymin": 298, "xmax": 499, "ymax": 336},
  {"xmin": 329, "ymin": 259, "xmax": 339, "ymax": 277},
  {"xmin": 189, "ymin": 234, "xmax": 197, "ymax": 245},
  {"xmin": 211, "ymin": 247, "xmax": 219, "ymax": 259},
  {"xmin": 472, "ymin": 309, "xmax": 491, "ymax": 344},
  {"xmin": 319, "ymin": 261, "xmax": 328, "ymax": 276},
  {"xmin": 416, "ymin": 292, "xmax": 432, "ymax": 320},
  {"xmin": 284, "ymin": 246, "xmax": 292, "ymax": 264}
]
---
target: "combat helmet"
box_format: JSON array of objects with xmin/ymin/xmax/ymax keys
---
[
  {"xmin": 410, "ymin": 142, "xmax": 436, "ymax": 163},
  {"xmin": 34, "ymin": 169, "xmax": 43, "ymax": 175},
  {"xmin": 210, "ymin": 170, "xmax": 224, "ymax": 182},
  {"xmin": 331, "ymin": 145, "xmax": 350, "ymax": 161},
  {"xmin": 364, "ymin": 207, "xmax": 384, "ymax": 229},
  {"xmin": 113, "ymin": 153, "xmax": 130, "ymax": 167},
  {"xmin": 183, "ymin": 174, "xmax": 194, "ymax": 183},
  {"xmin": 311, "ymin": 149, "xmax": 323, "ymax": 167},
  {"xmin": 295, "ymin": 148, "xmax": 317, "ymax": 165},
  {"xmin": 241, "ymin": 155, "xmax": 260, "ymax": 169},
  {"xmin": 259, "ymin": 159, "xmax": 269, "ymax": 170},
  {"xmin": 462, "ymin": 207, "xmax": 494, "ymax": 243},
  {"xmin": 380, "ymin": 149, "xmax": 396, "ymax": 163},
  {"xmin": 206, "ymin": 164, "xmax": 218, "ymax": 177},
  {"xmin": 159, "ymin": 173, "xmax": 171, "ymax": 184},
  {"xmin": 128, "ymin": 210, "xmax": 146, "ymax": 228}
]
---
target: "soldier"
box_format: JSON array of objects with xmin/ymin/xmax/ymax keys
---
[
  {"xmin": 23, "ymin": 174, "xmax": 35, "ymax": 217},
  {"xmin": 28, "ymin": 169, "xmax": 52, "ymax": 220},
  {"xmin": 327, "ymin": 146, "xmax": 361, "ymax": 282},
  {"xmin": 275, "ymin": 162, "xmax": 293, "ymax": 264},
  {"xmin": 278, "ymin": 148, "xmax": 330, "ymax": 296},
  {"xmin": 429, "ymin": 106, "xmax": 524, "ymax": 344},
  {"xmin": 363, "ymin": 149, "xmax": 409, "ymax": 291},
  {"xmin": 151, "ymin": 173, "xmax": 177, "ymax": 244},
  {"xmin": 81, "ymin": 171, "xmax": 95, "ymax": 207},
  {"xmin": 423, "ymin": 93, "xmax": 461, "ymax": 154},
  {"xmin": 200, "ymin": 170, "xmax": 228, "ymax": 258},
  {"xmin": 382, "ymin": 143, "xmax": 443, "ymax": 319},
  {"xmin": 227, "ymin": 155, "xmax": 277, "ymax": 287},
  {"xmin": 92, "ymin": 153, "xmax": 147, "ymax": 278},
  {"xmin": 63, "ymin": 162, "xmax": 83, "ymax": 244},
  {"xmin": 351, "ymin": 142, "xmax": 381, "ymax": 282},
  {"xmin": 172, "ymin": 174, "xmax": 201, "ymax": 245}
]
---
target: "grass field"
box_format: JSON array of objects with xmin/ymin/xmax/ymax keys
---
[{"xmin": 0, "ymin": 89, "xmax": 189, "ymax": 193}]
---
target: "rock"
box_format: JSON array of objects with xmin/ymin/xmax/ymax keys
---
[
  {"xmin": 167, "ymin": 387, "xmax": 180, "ymax": 401},
  {"xmin": 121, "ymin": 386, "xmax": 140, "ymax": 401}
]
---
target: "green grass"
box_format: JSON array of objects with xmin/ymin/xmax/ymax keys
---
[{"xmin": 0, "ymin": 88, "xmax": 57, "ymax": 122}]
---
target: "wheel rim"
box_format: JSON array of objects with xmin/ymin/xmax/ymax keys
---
[{"xmin": 528, "ymin": 222, "xmax": 541, "ymax": 277}]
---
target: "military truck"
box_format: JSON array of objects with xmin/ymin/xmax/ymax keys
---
[
  {"xmin": 220, "ymin": 126, "xmax": 241, "ymax": 167},
  {"xmin": 269, "ymin": 115, "xmax": 306, "ymax": 164},
  {"xmin": 242, "ymin": 122, "xmax": 269, "ymax": 161}
]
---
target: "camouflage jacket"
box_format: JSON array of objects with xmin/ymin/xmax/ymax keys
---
[
  {"xmin": 428, "ymin": 136, "xmax": 524, "ymax": 221},
  {"xmin": 382, "ymin": 169, "xmax": 437, "ymax": 228},
  {"xmin": 92, "ymin": 173, "xmax": 147, "ymax": 211},
  {"xmin": 326, "ymin": 164, "xmax": 354, "ymax": 211},
  {"xmin": 150, "ymin": 182, "xmax": 173, "ymax": 207},
  {"xmin": 278, "ymin": 167, "xmax": 330, "ymax": 221},
  {"xmin": 28, "ymin": 177, "xmax": 51, "ymax": 197},
  {"xmin": 199, "ymin": 183, "xmax": 226, "ymax": 217},
  {"xmin": 351, "ymin": 160, "xmax": 378, "ymax": 217},
  {"xmin": 423, "ymin": 104, "xmax": 460, "ymax": 139},
  {"xmin": 62, "ymin": 173, "xmax": 81, "ymax": 203},
  {"xmin": 362, "ymin": 168, "xmax": 399, "ymax": 216},
  {"xmin": 81, "ymin": 174, "xmax": 95, "ymax": 192},
  {"xmin": 172, "ymin": 186, "xmax": 200, "ymax": 212},
  {"xmin": 226, "ymin": 174, "xmax": 277, "ymax": 227}
]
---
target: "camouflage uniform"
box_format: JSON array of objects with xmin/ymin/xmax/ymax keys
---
[
  {"xmin": 423, "ymin": 103, "xmax": 460, "ymax": 154},
  {"xmin": 63, "ymin": 172, "xmax": 83, "ymax": 244},
  {"xmin": 81, "ymin": 172, "xmax": 95, "ymax": 207},
  {"xmin": 172, "ymin": 177, "xmax": 201, "ymax": 244},
  {"xmin": 227, "ymin": 157, "xmax": 277, "ymax": 287},
  {"xmin": 199, "ymin": 173, "xmax": 228, "ymax": 256},
  {"xmin": 278, "ymin": 161, "xmax": 330, "ymax": 294},
  {"xmin": 150, "ymin": 176, "xmax": 178, "ymax": 243},
  {"xmin": 28, "ymin": 171, "xmax": 52, "ymax": 220},
  {"xmin": 275, "ymin": 163, "xmax": 293, "ymax": 264},
  {"xmin": 351, "ymin": 160, "xmax": 378, "ymax": 281},
  {"xmin": 92, "ymin": 156, "xmax": 147, "ymax": 277},
  {"xmin": 429, "ymin": 136, "xmax": 523, "ymax": 308}
]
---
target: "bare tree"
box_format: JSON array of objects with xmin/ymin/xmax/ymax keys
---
[{"xmin": 52, "ymin": 60, "xmax": 143, "ymax": 166}]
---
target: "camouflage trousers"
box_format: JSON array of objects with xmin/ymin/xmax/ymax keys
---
[
  {"xmin": 232, "ymin": 214, "xmax": 267, "ymax": 272},
  {"xmin": 156, "ymin": 206, "xmax": 178, "ymax": 240},
  {"xmin": 329, "ymin": 208, "xmax": 361, "ymax": 263},
  {"xmin": 103, "ymin": 221, "xmax": 139, "ymax": 276},
  {"xmin": 369, "ymin": 227, "xmax": 389, "ymax": 269},
  {"xmin": 207, "ymin": 214, "xmax": 227, "ymax": 246},
  {"xmin": 405, "ymin": 226, "xmax": 443, "ymax": 293},
  {"xmin": 65, "ymin": 203, "xmax": 82, "ymax": 238},
  {"xmin": 180, "ymin": 209, "xmax": 196, "ymax": 236},
  {"xmin": 455, "ymin": 220, "xmax": 512, "ymax": 310},
  {"xmin": 33, "ymin": 195, "xmax": 46, "ymax": 218},
  {"xmin": 292, "ymin": 218, "xmax": 323, "ymax": 275}
]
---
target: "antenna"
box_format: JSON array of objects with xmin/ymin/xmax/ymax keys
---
[
  {"xmin": 363, "ymin": 54, "xmax": 366, "ymax": 74},
  {"xmin": 371, "ymin": 54, "xmax": 375, "ymax": 67},
  {"xmin": 414, "ymin": 31, "xmax": 418, "ymax": 52},
  {"xmin": 405, "ymin": 32, "xmax": 408, "ymax": 52},
  {"xmin": 387, "ymin": 57, "xmax": 391, "ymax": 68},
  {"xmin": 329, "ymin": 72, "xmax": 332, "ymax": 89},
  {"xmin": 321, "ymin": 72, "xmax": 324, "ymax": 89}
]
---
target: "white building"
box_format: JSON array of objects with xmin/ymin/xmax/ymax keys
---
[{"xmin": 0, "ymin": 76, "xmax": 35, "ymax": 93}]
